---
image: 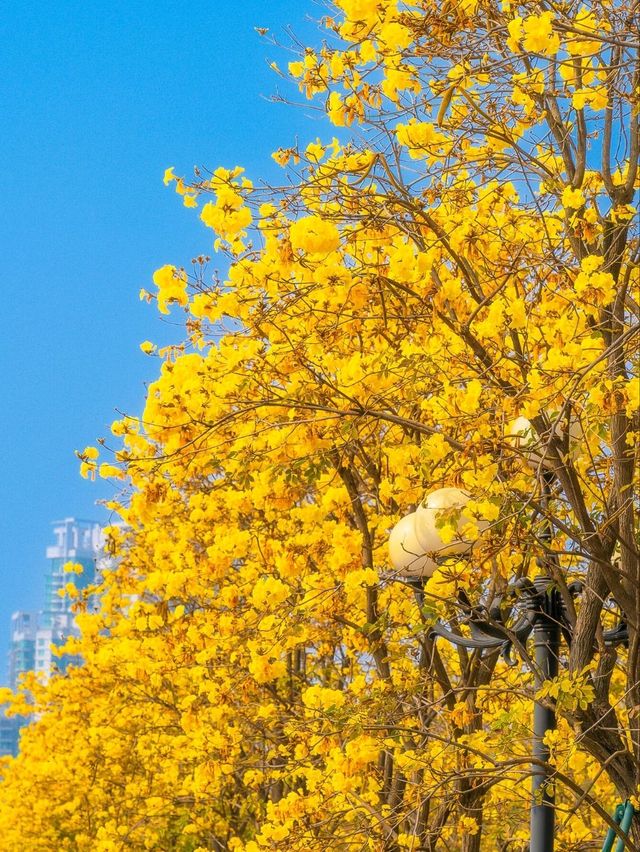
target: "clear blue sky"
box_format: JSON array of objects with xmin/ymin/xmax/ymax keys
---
[{"xmin": 0, "ymin": 0, "xmax": 320, "ymax": 681}]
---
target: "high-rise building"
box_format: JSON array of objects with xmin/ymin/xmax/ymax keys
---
[
  {"xmin": 36, "ymin": 518, "xmax": 102, "ymax": 681},
  {"xmin": 1, "ymin": 519, "xmax": 103, "ymax": 758},
  {"xmin": 41, "ymin": 518, "xmax": 102, "ymax": 622},
  {"xmin": 1, "ymin": 612, "xmax": 38, "ymax": 758},
  {"xmin": 8, "ymin": 611, "xmax": 36, "ymax": 690},
  {"xmin": 0, "ymin": 713, "xmax": 19, "ymax": 758}
]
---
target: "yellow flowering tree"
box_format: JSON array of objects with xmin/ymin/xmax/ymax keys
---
[{"xmin": 0, "ymin": 0, "xmax": 638, "ymax": 850}]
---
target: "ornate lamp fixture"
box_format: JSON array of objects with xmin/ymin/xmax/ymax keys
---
[
  {"xmin": 388, "ymin": 487, "xmax": 486, "ymax": 578},
  {"xmin": 387, "ymin": 487, "xmax": 630, "ymax": 852}
]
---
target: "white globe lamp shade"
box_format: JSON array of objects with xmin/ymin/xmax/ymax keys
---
[
  {"xmin": 414, "ymin": 487, "xmax": 487, "ymax": 557},
  {"xmin": 388, "ymin": 512, "xmax": 438, "ymax": 578},
  {"xmin": 505, "ymin": 416, "xmax": 536, "ymax": 449},
  {"xmin": 505, "ymin": 416, "xmax": 581, "ymax": 469}
]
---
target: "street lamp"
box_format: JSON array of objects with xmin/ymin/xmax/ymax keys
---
[
  {"xmin": 388, "ymin": 487, "xmax": 486, "ymax": 576},
  {"xmin": 388, "ymin": 488, "xmax": 631, "ymax": 852}
]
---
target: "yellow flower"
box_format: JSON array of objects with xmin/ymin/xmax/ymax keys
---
[
  {"xmin": 99, "ymin": 463, "xmax": 123, "ymax": 479},
  {"xmin": 339, "ymin": 0, "xmax": 379, "ymax": 25},
  {"xmin": 305, "ymin": 140, "xmax": 326, "ymax": 162},
  {"xmin": 573, "ymin": 269, "xmax": 615, "ymax": 312},
  {"xmin": 250, "ymin": 576, "xmax": 290, "ymax": 609},
  {"xmin": 521, "ymin": 12, "xmax": 560, "ymax": 55},
  {"xmin": 327, "ymin": 90, "xmax": 346, "ymax": 126},
  {"xmin": 290, "ymin": 215, "xmax": 340, "ymax": 255},
  {"xmin": 152, "ymin": 264, "xmax": 189, "ymax": 314},
  {"xmin": 201, "ymin": 198, "xmax": 252, "ymax": 240},
  {"xmin": 163, "ymin": 166, "xmax": 177, "ymax": 185},
  {"xmin": 565, "ymin": 7, "xmax": 602, "ymax": 57},
  {"xmin": 580, "ymin": 255, "xmax": 604, "ymax": 273},
  {"xmin": 508, "ymin": 297, "xmax": 527, "ymax": 329},
  {"xmin": 561, "ymin": 186, "xmax": 585, "ymax": 209},
  {"xmin": 458, "ymin": 816, "xmax": 480, "ymax": 835},
  {"xmin": 507, "ymin": 17, "xmax": 523, "ymax": 52},
  {"xmin": 359, "ymin": 39, "xmax": 377, "ymax": 63},
  {"xmin": 79, "ymin": 461, "xmax": 96, "ymax": 480},
  {"xmin": 378, "ymin": 21, "xmax": 411, "ymax": 51},
  {"xmin": 610, "ymin": 204, "xmax": 636, "ymax": 223},
  {"xmin": 272, "ymin": 147, "xmax": 293, "ymax": 167},
  {"xmin": 248, "ymin": 652, "xmax": 286, "ymax": 684},
  {"xmin": 572, "ymin": 86, "xmax": 608, "ymax": 111},
  {"xmin": 302, "ymin": 684, "xmax": 346, "ymax": 711},
  {"xmin": 396, "ymin": 121, "xmax": 447, "ymax": 159},
  {"xmin": 458, "ymin": 379, "xmax": 482, "ymax": 414}
]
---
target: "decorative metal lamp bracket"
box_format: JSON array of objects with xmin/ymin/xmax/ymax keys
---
[{"xmin": 422, "ymin": 575, "xmax": 628, "ymax": 663}]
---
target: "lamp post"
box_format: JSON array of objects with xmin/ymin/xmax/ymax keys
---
[{"xmin": 388, "ymin": 488, "xmax": 630, "ymax": 852}]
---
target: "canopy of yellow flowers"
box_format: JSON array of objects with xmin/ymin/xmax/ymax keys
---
[{"xmin": 0, "ymin": 0, "xmax": 637, "ymax": 850}]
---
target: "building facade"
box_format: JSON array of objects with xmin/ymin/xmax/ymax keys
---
[
  {"xmin": 1, "ymin": 612, "xmax": 38, "ymax": 758},
  {"xmin": 36, "ymin": 518, "xmax": 102, "ymax": 681},
  {"xmin": 8, "ymin": 611, "xmax": 36, "ymax": 690},
  {"xmin": 1, "ymin": 519, "xmax": 103, "ymax": 758}
]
